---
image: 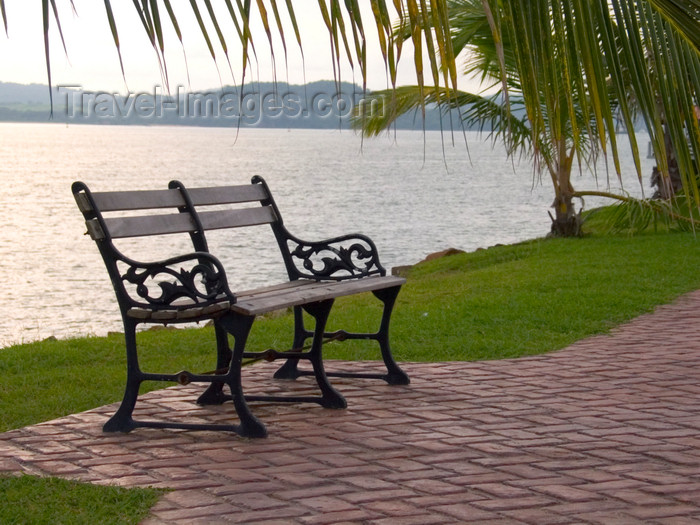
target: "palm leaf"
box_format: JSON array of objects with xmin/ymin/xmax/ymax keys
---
[
  {"xmin": 268, "ymin": 0, "xmax": 290, "ymax": 76},
  {"xmin": 42, "ymin": 0, "xmax": 52, "ymax": 117},
  {"xmin": 227, "ymin": 0, "xmax": 257, "ymax": 88},
  {"xmin": 1, "ymin": 0, "xmax": 7, "ymax": 35},
  {"xmin": 647, "ymin": 0, "xmax": 700, "ymax": 51},
  {"xmin": 49, "ymin": 0, "xmax": 69, "ymax": 58},
  {"xmin": 255, "ymin": 0, "xmax": 278, "ymax": 79},
  {"xmin": 203, "ymin": 0, "xmax": 236, "ymax": 83},
  {"xmin": 103, "ymin": 0, "xmax": 128, "ymax": 87},
  {"xmin": 284, "ymin": 0, "xmax": 303, "ymax": 51},
  {"xmin": 148, "ymin": 0, "xmax": 169, "ymax": 89},
  {"xmin": 188, "ymin": 0, "xmax": 221, "ymax": 83},
  {"xmin": 162, "ymin": 0, "xmax": 190, "ymax": 87}
]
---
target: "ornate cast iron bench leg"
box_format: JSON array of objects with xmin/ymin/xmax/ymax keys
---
[
  {"xmin": 304, "ymin": 299, "xmax": 346, "ymax": 409},
  {"xmin": 242, "ymin": 299, "xmax": 347, "ymax": 409},
  {"xmin": 217, "ymin": 314, "xmax": 268, "ymax": 438},
  {"xmin": 274, "ymin": 286, "xmax": 409, "ymax": 386},
  {"xmin": 194, "ymin": 314, "xmax": 268, "ymax": 438},
  {"xmin": 373, "ymin": 286, "xmax": 410, "ymax": 385},
  {"xmin": 103, "ymin": 318, "xmax": 141, "ymax": 433},
  {"xmin": 197, "ymin": 322, "xmax": 234, "ymax": 406},
  {"xmin": 272, "ymin": 306, "xmax": 306, "ymax": 381},
  {"xmin": 104, "ymin": 315, "xmax": 267, "ymax": 438},
  {"xmin": 198, "ymin": 300, "xmax": 345, "ymax": 430}
]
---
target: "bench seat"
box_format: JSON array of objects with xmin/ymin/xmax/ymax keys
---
[
  {"xmin": 232, "ymin": 275, "xmax": 406, "ymax": 315},
  {"xmin": 127, "ymin": 275, "xmax": 406, "ymax": 320}
]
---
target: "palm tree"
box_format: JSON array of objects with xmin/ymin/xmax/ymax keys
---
[
  {"xmin": 492, "ymin": 0, "xmax": 698, "ymax": 229},
  {"xmin": 3, "ymin": 0, "xmax": 699, "ymax": 235},
  {"xmin": 354, "ymin": 0, "xmax": 605, "ymax": 236},
  {"xmin": 354, "ymin": 0, "xmax": 699, "ymax": 235}
]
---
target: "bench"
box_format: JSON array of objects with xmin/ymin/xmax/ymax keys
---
[{"xmin": 72, "ymin": 176, "xmax": 408, "ymax": 438}]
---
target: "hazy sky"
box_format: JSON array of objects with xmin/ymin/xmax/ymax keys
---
[{"xmin": 0, "ymin": 2, "xmax": 452, "ymax": 95}]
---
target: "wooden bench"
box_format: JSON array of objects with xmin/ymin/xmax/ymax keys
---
[{"xmin": 72, "ymin": 176, "xmax": 408, "ymax": 438}]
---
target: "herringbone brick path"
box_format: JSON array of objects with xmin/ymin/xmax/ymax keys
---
[{"xmin": 2, "ymin": 291, "xmax": 700, "ymax": 524}]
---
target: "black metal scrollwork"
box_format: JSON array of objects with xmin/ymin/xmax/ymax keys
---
[
  {"xmin": 120, "ymin": 258, "xmax": 230, "ymax": 309},
  {"xmin": 288, "ymin": 239, "xmax": 382, "ymax": 280}
]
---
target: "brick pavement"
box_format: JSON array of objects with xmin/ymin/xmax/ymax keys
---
[{"xmin": 2, "ymin": 291, "xmax": 700, "ymax": 524}]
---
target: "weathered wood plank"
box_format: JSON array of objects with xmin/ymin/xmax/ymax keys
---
[
  {"xmin": 187, "ymin": 184, "xmax": 269, "ymax": 206},
  {"xmin": 235, "ymin": 281, "xmax": 307, "ymax": 297},
  {"xmin": 232, "ymin": 276, "xmax": 406, "ymax": 315},
  {"xmin": 127, "ymin": 300, "xmax": 230, "ymax": 321},
  {"xmin": 88, "ymin": 189, "xmax": 186, "ymax": 212},
  {"xmin": 236, "ymin": 276, "xmax": 405, "ymax": 301},
  {"xmin": 81, "ymin": 184, "xmax": 268, "ymax": 213},
  {"xmin": 198, "ymin": 206, "xmax": 276, "ymax": 230},
  {"xmin": 102, "ymin": 212, "xmax": 197, "ymax": 239}
]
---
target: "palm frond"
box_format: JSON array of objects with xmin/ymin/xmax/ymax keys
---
[
  {"xmin": 647, "ymin": 0, "xmax": 700, "ymax": 51},
  {"xmin": 42, "ymin": 0, "xmax": 52, "ymax": 117},
  {"xmin": 103, "ymin": 1, "xmax": 127, "ymax": 87},
  {"xmin": 582, "ymin": 194, "xmax": 700, "ymax": 234},
  {"xmin": 203, "ymin": 0, "xmax": 236, "ymax": 84},
  {"xmin": 0, "ymin": 0, "xmax": 7, "ymax": 35},
  {"xmin": 162, "ymin": 0, "xmax": 189, "ymax": 87}
]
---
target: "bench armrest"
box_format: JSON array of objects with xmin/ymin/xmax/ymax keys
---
[
  {"xmin": 282, "ymin": 232, "xmax": 387, "ymax": 281},
  {"xmin": 115, "ymin": 252, "xmax": 236, "ymax": 312}
]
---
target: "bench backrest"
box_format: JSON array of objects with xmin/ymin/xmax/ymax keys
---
[
  {"xmin": 73, "ymin": 176, "xmax": 296, "ymax": 313},
  {"xmin": 74, "ymin": 176, "xmax": 386, "ymax": 308},
  {"xmin": 73, "ymin": 178, "xmax": 278, "ymax": 245}
]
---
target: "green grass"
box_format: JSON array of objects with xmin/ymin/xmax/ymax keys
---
[
  {"xmin": 1, "ymin": 231, "xmax": 699, "ymax": 522},
  {"xmin": 0, "ymin": 474, "xmax": 164, "ymax": 524}
]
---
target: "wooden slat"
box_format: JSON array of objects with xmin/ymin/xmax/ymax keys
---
[
  {"xmin": 236, "ymin": 276, "xmax": 405, "ymax": 301},
  {"xmin": 126, "ymin": 300, "xmax": 230, "ymax": 321},
  {"xmin": 187, "ymin": 184, "xmax": 269, "ymax": 206},
  {"xmin": 88, "ymin": 189, "xmax": 186, "ymax": 212},
  {"xmin": 235, "ymin": 280, "xmax": 311, "ymax": 298},
  {"xmin": 102, "ymin": 212, "xmax": 197, "ymax": 239},
  {"xmin": 198, "ymin": 206, "xmax": 276, "ymax": 230},
  {"xmin": 232, "ymin": 276, "xmax": 406, "ymax": 315},
  {"xmin": 88, "ymin": 204, "xmax": 274, "ymax": 239}
]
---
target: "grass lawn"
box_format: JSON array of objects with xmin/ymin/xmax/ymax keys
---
[
  {"xmin": 1, "ymin": 231, "xmax": 699, "ymax": 522},
  {"xmin": 0, "ymin": 475, "xmax": 164, "ymax": 525}
]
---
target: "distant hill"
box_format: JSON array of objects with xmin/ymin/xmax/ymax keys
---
[
  {"xmin": 0, "ymin": 80, "xmax": 472, "ymax": 131},
  {"xmin": 0, "ymin": 80, "xmax": 645, "ymax": 132},
  {"xmin": 0, "ymin": 82, "xmax": 52, "ymax": 105}
]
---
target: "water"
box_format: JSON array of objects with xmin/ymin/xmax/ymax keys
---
[{"xmin": 0, "ymin": 123, "xmax": 653, "ymax": 345}]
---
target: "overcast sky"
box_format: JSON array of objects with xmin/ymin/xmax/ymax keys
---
[{"xmin": 0, "ymin": 2, "xmax": 461, "ymax": 95}]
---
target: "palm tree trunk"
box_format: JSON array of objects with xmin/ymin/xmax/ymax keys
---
[
  {"xmin": 549, "ymin": 148, "xmax": 582, "ymax": 237},
  {"xmin": 550, "ymin": 191, "xmax": 581, "ymax": 237},
  {"xmin": 650, "ymin": 124, "xmax": 682, "ymax": 199}
]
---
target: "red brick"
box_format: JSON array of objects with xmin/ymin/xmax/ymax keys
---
[
  {"xmin": 471, "ymin": 482, "xmax": 533, "ymax": 498},
  {"xmin": 532, "ymin": 484, "xmax": 598, "ymax": 502},
  {"xmin": 500, "ymin": 507, "xmax": 576, "ymax": 524},
  {"xmin": 626, "ymin": 504, "xmax": 700, "ymax": 519},
  {"xmin": 471, "ymin": 495, "xmax": 556, "ymax": 511},
  {"xmin": 299, "ymin": 509, "xmax": 377, "ymax": 524},
  {"xmin": 154, "ymin": 503, "xmax": 242, "ymax": 521},
  {"xmin": 430, "ymin": 503, "xmax": 502, "ymax": 521},
  {"xmin": 162, "ymin": 489, "xmax": 223, "ymax": 508}
]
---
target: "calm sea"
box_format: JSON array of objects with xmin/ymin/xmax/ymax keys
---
[{"xmin": 0, "ymin": 123, "xmax": 653, "ymax": 345}]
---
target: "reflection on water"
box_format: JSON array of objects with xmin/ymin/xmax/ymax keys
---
[{"xmin": 0, "ymin": 123, "xmax": 652, "ymax": 345}]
